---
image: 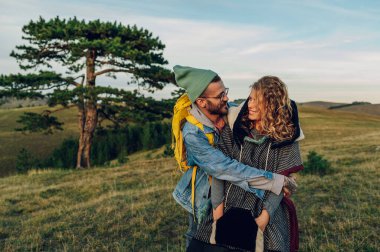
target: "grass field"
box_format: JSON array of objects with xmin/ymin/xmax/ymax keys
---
[{"xmin": 0, "ymin": 106, "xmax": 379, "ymax": 251}]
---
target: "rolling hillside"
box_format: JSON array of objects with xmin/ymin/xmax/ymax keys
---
[
  {"xmin": 0, "ymin": 97, "xmax": 48, "ymax": 109},
  {"xmin": 333, "ymin": 103, "xmax": 380, "ymax": 116},
  {"xmin": 300, "ymin": 101, "xmax": 348, "ymax": 109},
  {"xmin": 0, "ymin": 106, "xmax": 380, "ymax": 251},
  {"xmin": 300, "ymin": 101, "xmax": 380, "ymax": 117},
  {"xmin": 0, "ymin": 105, "xmax": 79, "ymax": 177}
]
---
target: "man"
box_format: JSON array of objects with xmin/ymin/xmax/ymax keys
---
[{"xmin": 171, "ymin": 65, "xmax": 295, "ymax": 248}]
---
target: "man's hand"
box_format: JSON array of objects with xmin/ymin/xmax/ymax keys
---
[
  {"xmin": 283, "ymin": 187, "xmax": 292, "ymax": 198},
  {"xmin": 283, "ymin": 174, "xmax": 297, "ymax": 195},
  {"xmin": 255, "ymin": 209, "xmax": 270, "ymax": 231}
]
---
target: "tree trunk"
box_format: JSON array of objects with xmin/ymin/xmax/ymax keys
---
[
  {"xmin": 82, "ymin": 103, "xmax": 97, "ymax": 167},
  {"xmin": 76, "ymin": 103, "xmax": 86, "ymax": 168},
  {"xmin": 76, "ymin": 49, "xmax": 98, "ymax": 168}
]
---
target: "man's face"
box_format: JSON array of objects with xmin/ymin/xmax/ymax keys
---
[{"xmin": 199, "ymin": 81, "xmax": 229, "ymax": 116}]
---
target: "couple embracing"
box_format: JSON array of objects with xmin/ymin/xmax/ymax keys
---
[{"xmin": 172, "ymin": 65, "xmax": 304, "ymax": 252}]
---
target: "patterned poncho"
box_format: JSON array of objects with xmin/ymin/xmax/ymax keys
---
[{"xmin": 194, "ymin": 100, "xmax": 304, "ymax": 252}]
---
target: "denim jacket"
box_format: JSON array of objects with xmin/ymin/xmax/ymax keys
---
[{"xmin": 172, "ymin": 105, "xmax": 282, "ymax": 218}]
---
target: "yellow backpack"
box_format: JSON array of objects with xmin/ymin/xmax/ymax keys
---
[{"xmin": 171, "ymin": 93, "xmax": 214, "ymax": 218}]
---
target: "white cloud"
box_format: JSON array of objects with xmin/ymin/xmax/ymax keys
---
[{"xmin": 0, "ymin": 1, "xmax": 379, "ymax": 103}]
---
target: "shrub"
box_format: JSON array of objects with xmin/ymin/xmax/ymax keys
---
[
  {"xmin": 117, "ymin": 149, "xmax": 129, "ymax": 164},
  {"xmin": 16, "ymin": 148, "xmax": 34, "ymax": 173},
  {"xmin": 303, "ymin": 150, "xmax": 332, "ymax": 176},
  {"xmin": 44, "ymin": 138, "xmax": 78, "ymax": 168},
  {"xmin": 162, "ymin": 143, "xmax": 174, "ymax": 157}
]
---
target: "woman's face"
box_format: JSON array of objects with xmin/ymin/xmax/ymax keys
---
[{"xmin": 247, "ymin": 89, "xmax": 264, "ymax": 122}]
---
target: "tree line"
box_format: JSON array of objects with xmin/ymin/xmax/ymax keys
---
[{"xmin": 16, "ymin": 122, "xmax": 172, "ymax": 172}]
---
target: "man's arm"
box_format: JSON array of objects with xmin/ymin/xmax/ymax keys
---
[
  {"xmin": 184, "ymin": 128, "xmax": 284, "ymax": 195},
  {"xmin": 257, "ymin": 175, "xmax": 298, "ymax": 229},
  {"xmin": 261, "ymin": 192, "xmax": 284, "ymax": 227}
]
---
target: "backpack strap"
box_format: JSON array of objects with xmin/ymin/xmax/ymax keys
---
[
  {"xmin": 186, "ymin": 114, "xmax": 214, "ymax": 145},
  {"xmin": 191, "ymin": 167, "xmax": 198, "ymax": 219}
]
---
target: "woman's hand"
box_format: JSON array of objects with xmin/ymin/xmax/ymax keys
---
[{"xmin": 255, "ymin": 209, "xmax": 270, "ymax": 231}]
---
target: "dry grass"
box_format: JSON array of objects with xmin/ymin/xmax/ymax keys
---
[
  {"xmin": 296, "ymin": 106, "xmax": 380, "ymax": 251},
  {"xmin": 0, "ymin": 158, "xmax": 187, "ymax": 251},
  {"xmin": 0, "ymin": 106, "xmax": 379, "ymax": 251}
]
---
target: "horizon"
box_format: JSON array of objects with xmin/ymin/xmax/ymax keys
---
[
  {"xmin": 1, "ymin": 0, "xmax": 379, "ymax": 103},
  {"xmin": 1, "ymin": 96, "xmax": 378, "ymax": 107}
]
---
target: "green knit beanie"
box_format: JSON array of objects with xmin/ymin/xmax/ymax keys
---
[{"xmin": 173, "ymin": 65, "xmax": 218, "ymax": 103}]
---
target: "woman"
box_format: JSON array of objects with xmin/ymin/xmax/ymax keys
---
[{"xmin": 190, "ymin": 76, "xmax": 304, "ymax": 252}]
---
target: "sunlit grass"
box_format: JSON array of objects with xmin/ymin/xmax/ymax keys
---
[
  {"xmin": 0, "ymin": 158, "xmax": 187, "ymax": 251},
  {"xmin": 0, "ymin": 105, "xmax": 379, "ymax": 251}
]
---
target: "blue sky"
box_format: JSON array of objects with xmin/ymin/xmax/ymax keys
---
[{"xmin": 1, "ymin": 0, "xmax": 379, "ymax": 103}]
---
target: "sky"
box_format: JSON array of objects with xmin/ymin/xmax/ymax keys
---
[{"xmin": 0, "ymin": 0, "xmax": 379, "ymax": 103}]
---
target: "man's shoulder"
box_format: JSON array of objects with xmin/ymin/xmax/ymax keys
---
[
  {"xmin": 183, "ymin": 121, "xmax": 215, "ymax": 135},
  {"xmin": 182, "ymin": 121, "xmax": 199, "ymax": 134},
  {"xmin": 182, "ymin": 121, "xmax": 214, "ymax": 144}
]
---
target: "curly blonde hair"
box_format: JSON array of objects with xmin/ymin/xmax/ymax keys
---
[{"xmin": 243, "ymin": 76, "xmax": 295, "ymax": 141}]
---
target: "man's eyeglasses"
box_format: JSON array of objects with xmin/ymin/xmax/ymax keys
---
[{"xmin": 200, "ymin": 88, "xmax": 229, "ymax": 102}]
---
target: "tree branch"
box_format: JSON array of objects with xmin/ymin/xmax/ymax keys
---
[
  {"xmin": 68, "ymin": 74, "xmax": 85, "ymax": 87},
  {"xmin": 26, "ymin": 83, "xmax": 68, "ymax": 91},
  {"xmin": 94, "ymin": 68, "xmax": 131, "ymax": 77},
  {"xmin": 97, "ymin": 59, "xmax": 116, "ymax": 65},
  {"xmin": 97, "ymin": 108, "xmax": 120, "ymax": 126}
]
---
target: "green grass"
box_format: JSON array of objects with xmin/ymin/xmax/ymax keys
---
[{"xmin": 0, "ymin": 106, "xmax": 380, "ymax": 251}]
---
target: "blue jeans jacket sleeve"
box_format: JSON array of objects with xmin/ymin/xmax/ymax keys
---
[
  {"xmin": 263, "ymin": 192, "xmax": 284, "ymax": 224},
  {"xmin": 184, "ymin": 123, "xmax": 274, "ymax": 187}
]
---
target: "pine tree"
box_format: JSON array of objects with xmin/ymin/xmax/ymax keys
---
[{"xmin": 0, "ymin": 17, "xmax": 174, "ymax": 168}]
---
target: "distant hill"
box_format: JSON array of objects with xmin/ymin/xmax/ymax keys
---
[
  {"xmin": 299, "ymin": 101, "xmax": 348, "ymax": 109},
  {"xmin": 300, "ymin": 101, "xmax": 380, "ymax": 117},
  {"xmin": 333, "ymin": 103, "xmax": 380, "ymax": 116},
  {"xmin": 0, "ymin": 97, "xmax": 48, "ymax": 109},
  {"xmin": 232, "ymin": 98, "xmax": 246, "ymax": 105}
]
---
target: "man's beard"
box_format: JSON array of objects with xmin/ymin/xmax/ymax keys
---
[{"xmin": 207, "ymin": 100, "xmax": 228, "ymax": 115}]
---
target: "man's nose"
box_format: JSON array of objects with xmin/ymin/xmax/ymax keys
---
[{"xmin": 223, "ymin": 94, "xmax": 229, "ymax": 102}]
